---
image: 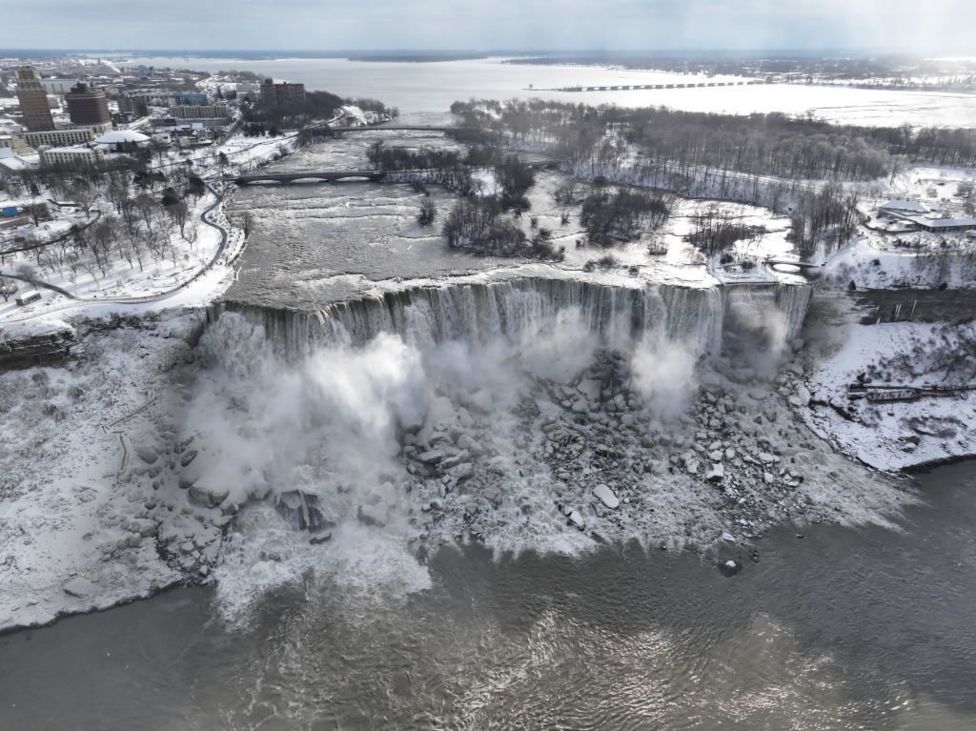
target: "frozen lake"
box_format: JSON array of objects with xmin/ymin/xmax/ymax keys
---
[{"xmin": 120, "ymin": 55, "xmax": 976, "ymax": 127}]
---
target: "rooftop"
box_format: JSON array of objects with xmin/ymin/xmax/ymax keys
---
[
  {"xmin": 93, "ymin": 129, "xmax": 150, "ymax": 145},
  {"xmin": 912, "ymin": 216, "xmax": 976, "ymax": 229},
  {"xmin": 879, "ymin": 199, "xmax": 930, "ymax": 213}
]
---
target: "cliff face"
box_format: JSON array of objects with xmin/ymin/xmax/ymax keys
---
[{"xmin": 0, "ymin": 326, "xmax": 79, "ymax": 370}]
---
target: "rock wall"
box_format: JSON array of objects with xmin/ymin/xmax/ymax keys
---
[{"xmin": 0, "ymin": 326, "xmax": 79, "ymax": 370}]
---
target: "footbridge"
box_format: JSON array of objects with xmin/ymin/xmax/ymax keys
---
[{"xmin": 765, "ymin": 258, "xmax": 823, "ymax": 278}]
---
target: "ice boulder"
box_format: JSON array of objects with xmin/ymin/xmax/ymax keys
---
[{"xmin": 593, "ymin": 484, "xmax": 620, "ymax": 509}]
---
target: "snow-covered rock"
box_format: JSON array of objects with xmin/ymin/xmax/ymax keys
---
[
  {"xmin": 189, "ymin": 483, "xmax": 229, "ymax": 508},
  {"xmin": 62, "ymin": 576, "xmax": 97, "ymax": 598},
  {"xmin": 593, "ymin": 484, "xmax": 620, "ymax": 509},
  {"xmin": 567, "ymin": 510, "xmax": 585, "ymax": 530}
]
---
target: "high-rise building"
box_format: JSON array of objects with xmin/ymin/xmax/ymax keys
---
[
  {"xmin": 15, "ymin": 66, "xmax": 55, "ymax": 132},
  {"xmin": 260, "ymin": 79, "xmax": 306, "ymax": 105},
  {"xmin": 118, "ymin": 94, "xmax": 150, "ymax": 117},
  {"xmin": 65, "ymin": 83, "xmax": 111, "ymax": 126}
]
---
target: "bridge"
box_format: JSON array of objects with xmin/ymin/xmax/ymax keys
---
[
  {"xmin": 229, "ymin": 170, "xmax": 387, "ymax": 185},
  {"xmin": 305, "ymin": 125, "xmax": 464, "ymax": 135},
  {"xmin": 228, "ymin": 158, "xmax": 564, "ymax": 186},
  {"xmin": 545, "ymin": 80, "xmax": 766, "ymax": 93},
  {"xmin": 764, "ymin": 258, "xmax": 823, "ymax": 278}
]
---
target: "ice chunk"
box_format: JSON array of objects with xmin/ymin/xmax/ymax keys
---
[{"xmin": 593, "ymin": 484, "xmax": 620, "ymax": 509}]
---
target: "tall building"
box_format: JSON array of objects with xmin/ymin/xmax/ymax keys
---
[
  {"xmin": 65, "ymin": 83, "xmax": 111, "ymax": 126},
  {"xmin": 15, "ymin": 66, "xmax": 55, "ymax": 132},
  {"xmin": 260, "ymin": 78, "xmax": 306, "ymax": 105},
  {"xmin": 118, "ymin": 94, "xmax": 150, "ymax": 117}
]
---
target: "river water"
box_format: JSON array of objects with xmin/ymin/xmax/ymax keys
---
[
  {"xmin": 119, "ymin": 55, "xmax": 976, "ymax": 128},
  {"xmin": 0, "ymin": 462, "xmax": 974, "ymax": 729}
]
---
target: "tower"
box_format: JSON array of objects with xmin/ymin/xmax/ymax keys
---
[
  {"xmin": 15, "ymin": 66, "xmax": 55, "ymax": 132},
  {"xmin": 66, "ymin": 83, "xmax": 112, "ymax": 127}
]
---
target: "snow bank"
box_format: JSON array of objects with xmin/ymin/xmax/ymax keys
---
[{"xmin": 802, "ymin": 317, "xmax": 976, "ymax": 471}]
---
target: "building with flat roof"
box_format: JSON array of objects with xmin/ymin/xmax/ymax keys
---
[
  {"xmin": 168, "ymin": 104, "xmax": 230, "ymax": 120},
  {"xmin": 22, "ymin": 125, "xmax": 109, "ymax": 149},
  {"xmin": 911, "ymin": 216, "xmax": 976, "ymax": 233},
  {"xmin": 38, "ymin": 145, "xmax": 105, "ymax": 169},
  {"xmin": 66, "ymin": 83, "xmax": 112, "ymax": 126},
  {"xmin": 15, "ymin": 66, "xmax": 55, "ymax": 132}
]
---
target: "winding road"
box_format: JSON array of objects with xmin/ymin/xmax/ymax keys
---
[{"xmin": 0, "ymin": 184, "xmax": 234, "ymax": 323}]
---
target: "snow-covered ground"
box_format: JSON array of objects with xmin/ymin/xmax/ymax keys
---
[
  {"xmin": 823, "ymin": 236, "xmax": 976, "ymax": 290},
  {"xmin": 797, "ymin": 298, "xmax": 976, "ymax": 471},
  {"xmin": 0, "ymin": 312, "xmax": 205, "ymax": 631}
]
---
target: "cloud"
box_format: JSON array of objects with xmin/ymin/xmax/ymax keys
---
[{"xmin": 0, "ymin": 0, "xmax": 973, "ymax": 52}]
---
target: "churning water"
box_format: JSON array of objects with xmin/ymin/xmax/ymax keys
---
[{"xmin": 1, "ymin": 462, "xmax": 974, "ymax": 730}]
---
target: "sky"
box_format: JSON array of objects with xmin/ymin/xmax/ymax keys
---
[{"xmin": 1, "ymin": 0, "xmax": 975, "ymax": 54}]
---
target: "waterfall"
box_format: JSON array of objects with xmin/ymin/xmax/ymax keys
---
[{"xmin": 209, "ymin": 278, "xmax": 811, "ymax": 359}]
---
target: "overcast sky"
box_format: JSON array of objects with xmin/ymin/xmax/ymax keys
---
[{"xmin": 2, "ymin": 0, "xmax": 974, "ymax": 54}]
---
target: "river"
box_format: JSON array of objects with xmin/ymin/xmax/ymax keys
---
[
  {"xmin": 116, "ymin": 55, "xmax": 976, "ymax": 128},
  {"xmin": 0, "ymin": 461, "xmax": 973, "ymax": 730}
]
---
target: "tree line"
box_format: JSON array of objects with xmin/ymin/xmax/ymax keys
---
[{"xmin": 451, "ymin": 99, "xmax": 976, "ymax": 179}]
